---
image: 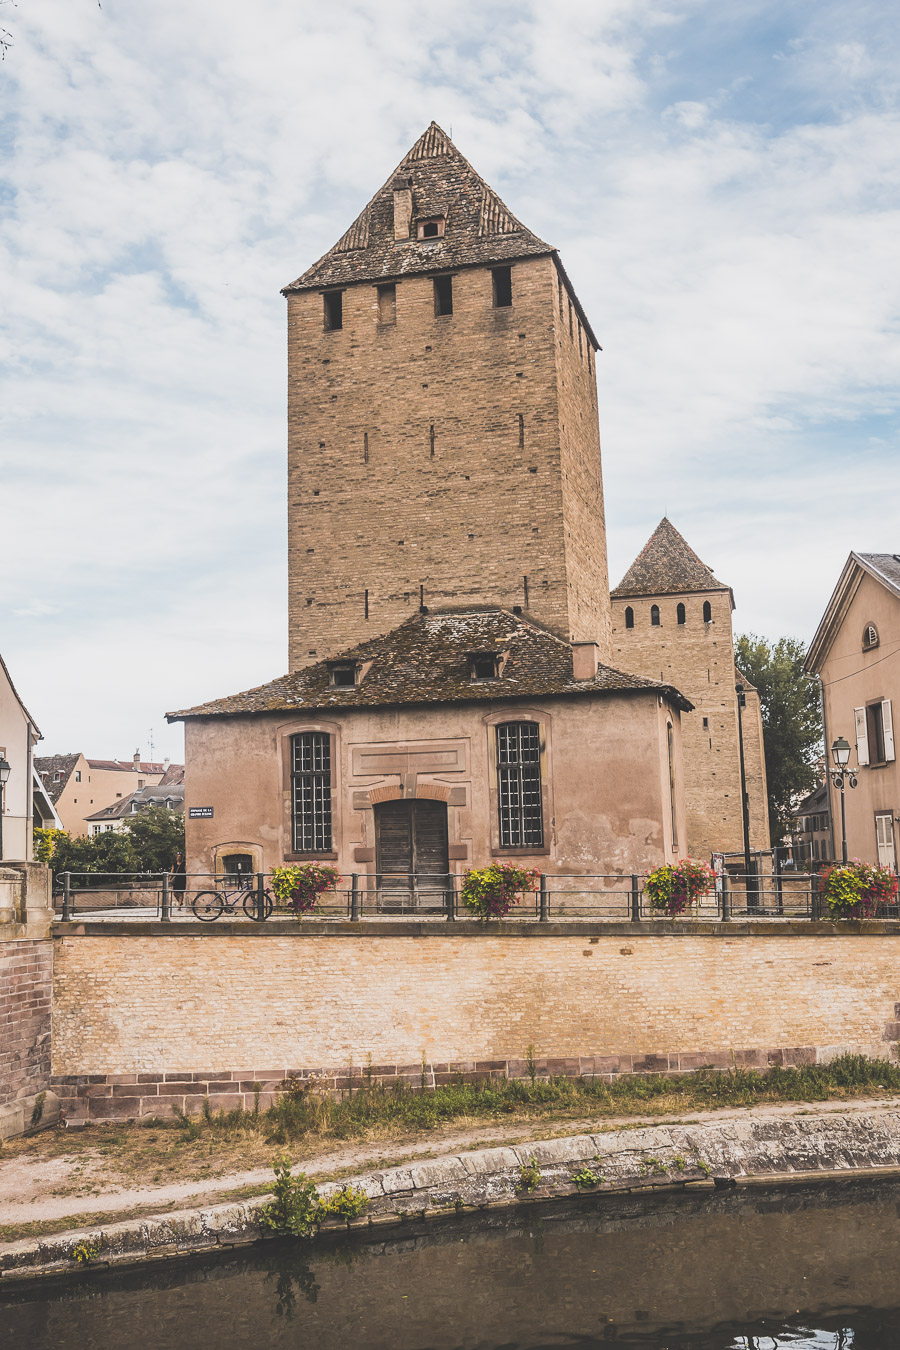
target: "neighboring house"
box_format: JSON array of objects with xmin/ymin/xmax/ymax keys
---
[
  {"xmin": 806, "ymin": 552, "xmax": 899, "ymax": 868},
  {"xmin": 169, "ymin": 123, "xmax": 695, "ymax": 883},
  {"xmin": 610, "ymin": 518, "xmax": 771, "ymax": 861},
  {"xmin": 84, "ymin": 783, "xmax": 185, "ymax": 835},
  {"xmin": 790, "ymin": 782, "xmax": 831, "ymax": 866},
  {"xmin": 34, "ymin": 752, "xmax": 180, "ymax": 837},
  {"xmin": 0, "ymin": 652, "xmax": 43, "ymax": 861}
]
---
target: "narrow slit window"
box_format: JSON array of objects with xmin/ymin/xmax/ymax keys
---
[
  {"xmin": 518, "ymin": 413, "xmax": 524, "ymax": 447},
  {"xmin": 323, "ymin": 291, "xmax": 343, "ymax": 331},
  {"xmin": 492, "ymin": 266, "xmax": 512, "ymax": 308},
  {"xmin": 624, "ymin": 606, "xmax": 634, "ymax": 629},
  {"xmin": 377, "ymin": 283, "xmax": 396, "ymax": 325},
  {"xmin": 434, "ymin": 276, "xmax": 453, "ymax": 316},
  {"xmin": 291, "ymin": 732, "xmax": 332, "ymax": 852},
  {"xmin": 650, "ymin": 604, "xmax": 661, "ymax": 627},
  {"xmin": 497, "ymin": 721, "xmax": 543, "ymax": 848},
  {"xmin": 677, "ymin": 602, "xmax": 686, "ymax": 625},
  {"xmin": 703, "ymin": 600, "xmax": 712, "ymax": 623}
]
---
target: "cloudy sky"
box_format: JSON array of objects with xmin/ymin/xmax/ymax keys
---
[{"xmin": 2, "ymin": 0, "xmax": 899, "ymax": 761}]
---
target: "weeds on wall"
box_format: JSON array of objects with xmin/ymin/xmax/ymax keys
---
[
  {"xmin": 258, "ymin": 1157, "xmax": 369, "ymax": 1236},
  {"xmin": 163, "ymin": 1053, "xmax": 900, "ymax": 1150}
]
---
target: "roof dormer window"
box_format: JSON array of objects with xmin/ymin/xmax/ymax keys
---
[
  {"xmin": 417, "ymin": 216, "xmax": 445, "ymax": 240},
  {"xmin": 328, "ymin": 662, "xmax": 358, "ymax": 688},
  {"xmin": 468, "ymin": 650, "xmax": 500, "ymax": 681}
]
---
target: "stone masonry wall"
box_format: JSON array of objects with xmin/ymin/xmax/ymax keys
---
[
  {"xmin": 0, "ymin": 940, "xmax": 53, "ymax": 1107},
  {"xmin": 51, "ymin": 925, "xmax": 900, "ymax": 1118},
  {"xmin": 286, "ymin": 255, "xmax": 610, "ymax": 669},
  {"xmin": 611, "ymin": 589, "xmax": 770, "ymax": 859}
]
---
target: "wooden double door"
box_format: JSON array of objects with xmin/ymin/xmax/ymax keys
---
[{"xmin": 373, "ymin": 799, "xmax": 449, "ymax": 909}]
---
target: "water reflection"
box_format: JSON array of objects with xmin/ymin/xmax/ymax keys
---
[{"xmin": 4, "ymin": 1176, "xmax": 900, "ymax": 1349}]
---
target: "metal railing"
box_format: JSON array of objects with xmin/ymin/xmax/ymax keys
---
[{"xmin": 50, "ymin": 870, "xmax": 900, "ymax": 924}]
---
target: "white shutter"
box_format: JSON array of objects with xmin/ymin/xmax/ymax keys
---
[
  {"xmin": 855, "ymin": 707, "xmax": 870, "ymax": 766},
  {"xmin": 882, "ymin": 700, "xmax": 895, "ymax": 762},
  {"xmin": 876, "ymin": 814, "xmax": 896, "ymax": 868}
]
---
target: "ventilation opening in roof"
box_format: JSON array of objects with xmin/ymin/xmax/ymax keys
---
[
  {"xmin": 492, "ymin": 266, "xmax": 512, "ymax": 308},
  {"xmin": 434, "ymin": 275, "xmax": 453, "ymax": 316},
  {"xmin": 418, "ymin": 217, "xmax": 445, "ymax": 240},
  {"xmin": 323, "ymin": 291, "xmax": 343, "ymax": 331},
  {"xmin": 328, "ymin": 663, "xmax": 357, "ymax": 687}
]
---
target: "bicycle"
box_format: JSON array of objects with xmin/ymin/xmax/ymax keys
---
[{"xmin": 191, "ymin": 882, "xmax": 274, "ymax": 923}]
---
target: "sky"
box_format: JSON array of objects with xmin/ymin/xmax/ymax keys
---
[{"xmin": 2, "ymin": 0, "xmax": 899, "ymax": 761}]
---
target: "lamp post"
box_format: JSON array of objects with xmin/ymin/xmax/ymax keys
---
[
  {"xmin": 829, "ymin": 736, "xmax": 857, "ymax": 865},
  {"xmin": 0, "ymin": 757, "xmax": 10, "ymax": 862},
  {"xmin": 735, "ymin": 683, "xmax": 754, "ymax": 904}
]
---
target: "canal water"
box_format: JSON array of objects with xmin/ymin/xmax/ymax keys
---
[{"xmin": 4, "ymin": 1176, "xmax": 900, "ymax": 1347}]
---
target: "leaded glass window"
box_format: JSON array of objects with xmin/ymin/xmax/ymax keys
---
[
  {"xmin": 497, "ymin": 722, "xmax": 543, "ymax": 848},
  {"xmin": 291, "ymin": 732, "xmax": 332, "ymax": 852}
]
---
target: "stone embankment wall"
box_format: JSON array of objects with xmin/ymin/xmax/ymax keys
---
[
  {"xmin": 5, "ymin": 1109, "xmax": 900, "ymax": 1282},
  {"xmin": 49, "ymin": 921, "xmax": 900, "ymax": 1119},
  {"xmin": 0, "ymin": 865, "xmax": 57, "ymax": 1136}
]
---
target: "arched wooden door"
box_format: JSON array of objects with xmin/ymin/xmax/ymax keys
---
[{"xmin": 373, "ymin": 799, "xmax": 449, "ymax": 909}]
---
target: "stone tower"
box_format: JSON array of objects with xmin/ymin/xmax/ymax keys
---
[
  {"xmin": 282, "ymin": 122, "xmax": 611, "ymax": 671},
  {"xmin": 609, "ymin": 518, "xmax": 770, "ymax": 860}
]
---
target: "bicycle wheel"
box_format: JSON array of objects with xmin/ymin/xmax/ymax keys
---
[
  {"xmin": 243, "ymin": 889, "xmax": 273, "ymax": 921},
  {"xmin": 192, "ymin": 891, "xmax": 225, "ymax": 922}
]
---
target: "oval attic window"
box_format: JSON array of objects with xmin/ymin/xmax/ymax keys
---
[{"xmin": 863, "ymin": 624, "xmax": 879, "ymax": 651}]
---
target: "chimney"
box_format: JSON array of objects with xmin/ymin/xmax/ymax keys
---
[
  {"xmin": 392, "ymin": 176, "xmax": 412, "ymax": 241},
  {"xmin": 164, "ymin": 757, "xmax": 170, "ymax": 770},
  {"xmin": 133, "ymin": 750, "xmax": 141, "ymax": 771},
  {"xmin": 571, "ymin": 642, "xmax": 599, "ymax": 682}
]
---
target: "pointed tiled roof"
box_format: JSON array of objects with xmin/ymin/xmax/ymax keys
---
[
  {"xmin": 283, "ymin": 122, "xmax": 553, "ymax": 294},
  {"xmin": 167, "ymin": 608, "xmax": 692, "ymax": 720},
  {"xmin": 611, "ymin": 518, "xmax": 729, "ymax": 599}
]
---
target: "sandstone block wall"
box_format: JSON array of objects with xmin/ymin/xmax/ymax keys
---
[
  {"xmin": 611, "ymin": 589, "xmax": 770, "ymax": 859},
  {"xmin": 286, "ymin": 255, "xmax": 609, "ymax": 668},
  {"xmin": 50, "ymin": 926, "xmax": 900, "ymax": 1117},
  {"xmin": 0, "ymin": 940, "xmax": 53, "ymax": 1107}
]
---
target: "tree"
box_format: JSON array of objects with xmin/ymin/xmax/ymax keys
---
[
  {"xmin": 50, "ymin": 830, "xmax": 139, "ymax": 883},
  {"xmin": 125, "ymin": 806, "xmax": 184, "ymax": 872},
  {"xmin": 734, "ymin": 634, "xmax": 823, "ymax": 845}
]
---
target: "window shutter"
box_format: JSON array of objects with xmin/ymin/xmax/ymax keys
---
[
  {"xmin": 854, "ymin": 707, "xmax": 870, "ymax": 766},
  {"xmin": 882, "ymin": 700, "xmax": 895, "ymax": 762}
]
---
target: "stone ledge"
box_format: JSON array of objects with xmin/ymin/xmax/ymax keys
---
[
  {"xmin": 50, "ymin": 919, "xmax": 900, "ymax": 938},
  {"xmin": 7, "ymin": 1108, "xmax": 900, "ymax": 1284}
]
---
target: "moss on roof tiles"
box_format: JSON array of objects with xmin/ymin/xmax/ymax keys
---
[{"xmin": 167, "ymin": 608, "xmax": 692, "ymax": 721}]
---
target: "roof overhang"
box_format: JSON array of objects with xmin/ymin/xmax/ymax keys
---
[{"xmin": 805, "ymin": 552, "xmax": 898, "ymax": 673}]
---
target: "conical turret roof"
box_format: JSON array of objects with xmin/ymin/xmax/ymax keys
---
[
  {"xmin": 283, "ymin": 121, "xmax": 553, "ymax": 294},
  {"xmin": 611, "ymin": 518, "xmax": 730, "ymax": 599}
]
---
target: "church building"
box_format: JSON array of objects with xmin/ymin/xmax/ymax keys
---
[{"xmin": 169, "ymin": 124, "xmax": 697, "ymax": 886}]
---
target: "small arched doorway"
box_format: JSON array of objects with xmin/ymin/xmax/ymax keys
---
[{"xmin": 374, "ymin": 798, "xmax": 449, "ymax": 910}]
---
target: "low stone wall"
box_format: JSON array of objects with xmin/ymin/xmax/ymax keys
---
[
  {"xmin": 5, "ymin": 1109, "xmax": 900, "ymax": 1282},
  {"xmin": 50, "ymin": 920, "xmax": 900, "ymax": 1119}
]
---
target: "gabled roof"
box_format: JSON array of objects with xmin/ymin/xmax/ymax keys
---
[
  {"xmin": 167, "ymin": 607, "xmax": 692, "ymax": 721},
  {"xmin": 806, "ymin": 551, "xmax": 900, "ymax": 673},
  {"xmin": 0, "ymin": 651, "xmax": 41, "ymax": 739},
  {"xmin": 283, "ymin": 122, "xmax": 554, "ymax": 293},
  {"xmin": 34, "ymin": 753, "xmax": 80, "ymax": 804},
  {"xmin": 84, "ymin": 784, "xmax": 185, "ymax": 822},
  {"xmin": 611, "ymin": 517, "xmax": 731, "ymax": 602},
  {"xmin": 85, "ymin": 759, "xmax": 167, "ymax": 774}
]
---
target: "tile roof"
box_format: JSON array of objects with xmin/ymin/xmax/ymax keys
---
[
  {"xmin": 84, "ymin": 784, "xmax": 185, "ymax": 822},
  {"xmin": 34, "ymin": 754, "xmax": 80, "ymax": 804},
  {"xmin": 85, "ymin": 759, "xmax": 168, "ymax": 774},
  {"xmin": 283, "ymin": 122, "xmax": 555, "ymax": 297},
  {"xmin": 611, "ymin": 517, "xmax": 730, "ymax": 600},
  {"xmin": 167, "ymin": 608, "xmax": 692, "ymax": 721},
  {"xmin": 857, "ymin": 552, "xmax": 900, "ymax": 597}
]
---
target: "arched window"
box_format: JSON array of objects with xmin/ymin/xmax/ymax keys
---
[
  {"xmin": 496, "ymin": 721, "xmax": 543, "ymax": 848},
  {"xmin": 624, "ymin": 606, "xmax": 634, "ymax": 629},
  {"xmin": 702, "ymin": 600, "xmax": 712, "ymax": 623},
  {"xmin": 863, "ymin": 624, "xmax": 879, "ymax": 651},
  {"xmin": 650, "ymin": 604, "xmax": 660, "ymax": 626},
  {"xmin": 676, "ymin": 603, "xmax": 686, "ymax": 625}
]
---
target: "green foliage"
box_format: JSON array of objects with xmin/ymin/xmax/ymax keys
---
[
  {"xmin": 644, "ymin": 859, "xmax": 715, "ymax": 916},
  {"xmin": 821, "ymin": 862, "xmax": 899, "ymax": 918},
  {"xmin": 571, "ymin": 1166, "xmax": 603, "ymax": 1189},
  {"xmin": 32, "ymin": 827, "xmax": 67, "ymax": 864},
  {"xmin": 734, "ymin": 633, "xmax": 823, "ymax": 844},
  {"xmin": 270, "ymin": 863, "xmax": 341, "ymax": 914},
  {"xmin": 461, "ymin": 863, "xmax": 539, "ymax": 921},
  {"xmin": 29, "ymin": 1092, "xmax": 46, "ymax": 1128},
  {"xmin": 123, "ymin": 806, "xmax": 184, "ymax": 872},
  {"xmin": 322, "ymin": 1184, "xmax": 369, "ymax": 1219},
  {"xmin": 259, "ymin": 1157, "xmax": 325, "ymax": 1237},
  {"xmin": 517, "ymin": 1159, "xmax": 542, "ymax": 1193},
  {"xmin": 51, "ymin": 829, "xmax": 139, "ymax": 882}
]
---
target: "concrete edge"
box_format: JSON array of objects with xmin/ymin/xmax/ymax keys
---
[
  {"xmin": 50, "ymin": 919, "xmax": 900, "ymax": 937},
  {"xmin": 5, "ymin": 1108, "xmax": 900, "ymax": 1284}
]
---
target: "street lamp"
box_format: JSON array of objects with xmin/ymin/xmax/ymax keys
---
[
  {"xmin": 829, "ymin": 737, "xmax": 858, "ymax": 865},
  {"xmin": 0, "ymin": 756, "xmax": 10, "ymax": 862}
]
